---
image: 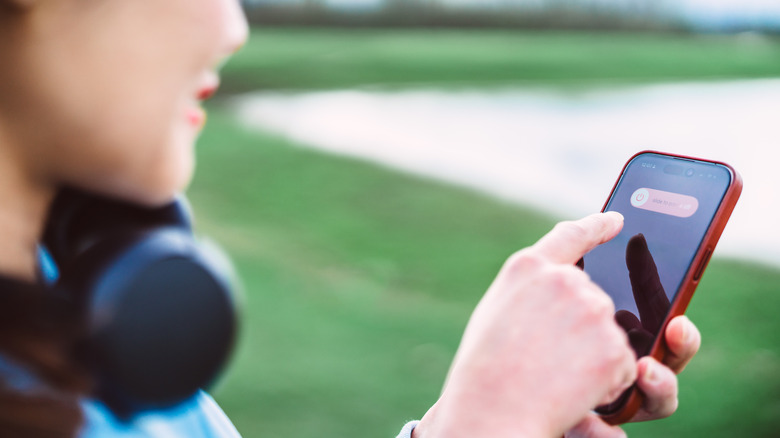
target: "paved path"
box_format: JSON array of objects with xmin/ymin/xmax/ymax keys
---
[{"xmin": 232, "ymin": 79, "xmax": 780, "ymax": 267}]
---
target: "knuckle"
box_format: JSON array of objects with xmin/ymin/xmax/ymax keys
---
[
  {"xmin": 503, "ymin": 250, "xmax": 544, "ymax": 275},
  {"xmin": 552, "ymin": 220, "xmax": 587, "ymax": 240},
  {"xmin": 539, "ymin": 265, "xmax": 581, "ymax": 295},
  {"xmin": 575, "ymin": 283, "xmax": 615, "ymax": 319},
  {"xmin": 561, "ymin": 219, "xmax": 596, "ymax": 241},
  {"xmin": 592, "ymin": 291, "xmax": 616, "ymax": 317},
  {"xmin": 602, "ymin": 342, "xmax": 623, "ymax": 366},
  {"xmin": 604, "ymin": 327, "xmax": 632, "ymax": 363}
]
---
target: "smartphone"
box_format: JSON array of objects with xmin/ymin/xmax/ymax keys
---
[{"xmin": 583, "ymin": 151, "xmax": 742, "ymax": 424}]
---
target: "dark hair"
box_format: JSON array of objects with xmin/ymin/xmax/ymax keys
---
[{"xmin": 0, "ymin": 280, "xmax": 91, "ymax": 437}]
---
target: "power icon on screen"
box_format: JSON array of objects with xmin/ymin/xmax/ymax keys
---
[{"xmin": 631, "ymin": 188, "xmax": 650, "ymax": 207}]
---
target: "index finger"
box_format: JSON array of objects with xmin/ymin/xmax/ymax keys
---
[{"xmin": 531, "ymin": 212, "xmax": 624, "ymax": 265}]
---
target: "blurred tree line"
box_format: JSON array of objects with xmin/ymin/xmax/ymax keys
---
[{"xmin": 241, "ymin": 0, "xmax": 682, "ymax": 32}]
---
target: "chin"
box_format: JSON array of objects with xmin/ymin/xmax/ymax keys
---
[
  {"xmin": 97, "ymin": 157, "xmax": 195, "ymax": 208},
  {"xmin": 136, "ymin": 167, "xmax": 195, "ymax": 207},
  {"xmin": 133, "ymin": 139, "xmax": 197, "ymax": 207}
]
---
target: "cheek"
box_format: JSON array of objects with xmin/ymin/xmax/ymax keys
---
[
  {"xmin": 92, "ymin": 101, "xmax": 198, "ymax": 205},
  {"xmin": 20, "ymin": 0, "xmax": 219, "ymax": 204},
  {"xmin": 45, "ymin": 89, "xmax": 197, "ymax": 205}
]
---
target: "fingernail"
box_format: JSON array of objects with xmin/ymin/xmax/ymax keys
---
[
  {"xmin": 681, "ymin": 317, "xmax": 694, "ymax": 344},
  {"xmin": 605, "ymin": 211, "xmax": 624, "ymax": 222},
  {"xmin": 644, "ymin": 360, "xmax": 662, "ymax": 386},
  {"xmin": 605, "ymin": 211, "xmax": 624, "ymax": 231}
]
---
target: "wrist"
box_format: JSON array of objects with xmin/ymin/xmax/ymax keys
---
[{"xmin": 416, "ymin": 398, "xmax": 550, "ymax": 438}]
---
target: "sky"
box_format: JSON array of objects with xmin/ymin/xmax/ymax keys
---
[
  {"xmin": 681, "ymin": 0, "xmax": 780, "ymax": 29},
  {"xmin": 318, "ymin": 0, "xmax": 780, "ymax": 29}
]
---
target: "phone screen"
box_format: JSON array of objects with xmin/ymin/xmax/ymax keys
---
[{"xmin": 584, "ymin": 153, "xmax": 732, "ymax": 413}]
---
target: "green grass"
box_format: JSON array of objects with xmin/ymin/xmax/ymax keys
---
[
  {"xmin": 222, "ymin": 28, "xmax": 780, "ymax": 92},
  {"xmin": 191, "ymin": 112, "xmax": 780, "ymax": 438}
]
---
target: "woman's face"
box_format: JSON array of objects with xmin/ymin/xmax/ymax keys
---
[{"xmin": 2, "ymin": 0, "xmax": 248, "ymax": 205}]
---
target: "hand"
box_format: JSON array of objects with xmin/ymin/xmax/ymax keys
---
[
  {"xmin": 413, "ymin": 213, "xmax": 637, "ymax": 438},
  {"xmin": 565, "ymin": 315, "xmax": 701, "ymax": 438}
]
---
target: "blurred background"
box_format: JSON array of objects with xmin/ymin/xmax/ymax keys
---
[{"xmin": 193, "ymin": 1, "xmax": 780, "ymax": 437}]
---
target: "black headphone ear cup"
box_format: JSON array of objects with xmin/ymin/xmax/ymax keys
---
[
  {"xmin": 73, "ymin": 230, "xmax": 237, "ymax": 417},
  {"xmin": 42, "ymin": 188, "xmax": 238, "ymax": 418}
]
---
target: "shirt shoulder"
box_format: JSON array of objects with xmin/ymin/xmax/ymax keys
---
[{"xmin": 80, "ymin": 391, "xmax": 241, "ymax": 438}]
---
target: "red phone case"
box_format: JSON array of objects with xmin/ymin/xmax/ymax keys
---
[{"xmin": 599, "ymin": 151, "xmax": 743, "ymax": 425}]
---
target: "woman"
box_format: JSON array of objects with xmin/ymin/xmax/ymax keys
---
[
  {"xmin": 0, "ymin": 0, "xmax": 247, "ymax": 436},
  {"xmin": 0, "ymin": 1, "xmax": 699, "ymax": 437}
]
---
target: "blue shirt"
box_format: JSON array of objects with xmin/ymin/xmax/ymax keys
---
[
  {"xmin": 1, "ymin": 351, "xmax": 240, "ymax": 437},
  {"xmin": 80, "ymin": 391, "xmax": 241, "ymax": 437}
]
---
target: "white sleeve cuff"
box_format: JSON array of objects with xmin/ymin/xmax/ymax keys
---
[{"xmin": 396, "ymin": 420, "xmax": 420, "ymax": 438}]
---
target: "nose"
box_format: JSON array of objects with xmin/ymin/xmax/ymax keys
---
[{"xmin": 222, "ymin": 0, "xmax": 249, "ymax": 57}]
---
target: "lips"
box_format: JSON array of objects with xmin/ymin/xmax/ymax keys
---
[
  {"xmin": 197, "ymin": 74, "xmax": 220, "ymax": 102},
  {"xmin": 186, "ymin": 107, "xmax": 206, "ymax": 128},
  {"xmin": 197, "ymin": 85, "xmax": 218, "ymax": 101},
  {"xmin": 187, "ymin": 74, "xmax": 219, "ymax": 129}
]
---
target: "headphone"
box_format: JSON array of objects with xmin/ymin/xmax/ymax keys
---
[{"xmin": 40, "ymin": 187, "xmax": 238, "ymax": 419}]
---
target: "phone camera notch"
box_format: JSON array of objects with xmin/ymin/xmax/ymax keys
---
[{"xmin": 663, "ymin": 164, "xmax": 683, "ymax": 175}]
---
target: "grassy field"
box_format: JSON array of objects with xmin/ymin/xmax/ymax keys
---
[
  {"xmin": 193, "ymin": 28, "xmax": 780, "ymax": 437},
  {"xmin": 222, "ymin": 28, "xmax": 780, "ymax": 92}
]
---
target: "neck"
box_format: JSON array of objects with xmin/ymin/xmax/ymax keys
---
[{"xmin": 0, "ymin": 126, "xmax": 54, "ymax": 282}]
